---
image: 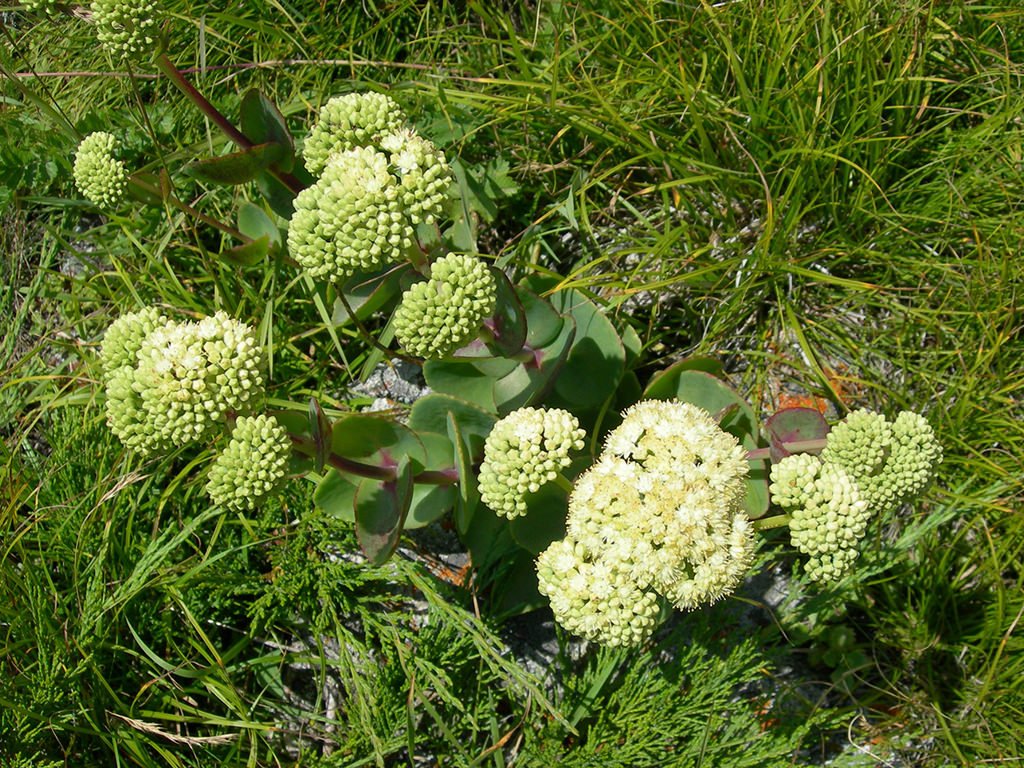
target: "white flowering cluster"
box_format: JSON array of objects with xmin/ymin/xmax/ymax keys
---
[
  {"xmin": 394, "ymin": 253, "xmax": 497, "ymax": 359},
  {"xmin": 288, "ymin": 93, "xmax": 453, "ymax": 283},
  {"xmin": 206, "ymin": 415, "xmax": 291, "ymax": 511},
  {"xmin": 537, "ymin": 401, "xmax": 756, "ymax": 647},
  {"xmin": 91, "ymin": 0, "xmax": 160, "ymax": 61},
  {"xmin": 770, "ymin": 408, "xmax": 942, "ymax": 582},
  {"xmin": 73, "ymin": 132, "xmax": 127, "ymax": 208},
  {"xmin": 102, "ymin": 309, "xmax": 265, "ymax": 456},
  {"xmin": 478, "ymin": 407, "xmax": 586, "ymax": 519}
]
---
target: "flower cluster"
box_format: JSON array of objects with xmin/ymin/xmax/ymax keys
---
[
  {"xmin": 770, "ymin": 454, "xmax": 870, "ymax": 582},
  {"xmin": 91, "ymin": 0, "xmax": 160, "ymax": 61},
  {"xmin": 821, "ymin": 409, "xmax": 942, "ymax": 515},
  {"xmin": 102, "ymin": 309, "xmax": 265, "ymax": 455},
  {"xmin": 478, "ymin": 407, "xmax": 586, "ymax": 519},
  {"xmin": 537, "ymin": 401, "xmax": 756, "ymax": 647},
  {"xmin": 73, "ymin": 132, "xmax": 128, "ymax": 208},
  {"xmin": 770, "ymin": 409, "xmax": 941, "ymax": 582},
  {"xmin": 288, "ymin": 92, "xmax": 453, "ymax": 283},
  {"xmin": 394, "ymin": 253, "xmax": 497, "ymax": 359},
  {"xmin": 206, "ymin": 415, "xmax": 291, "ymax": 511},
  {"xmin": 303, "ymin": 92, "xmax": 407, "ymax": 176}
]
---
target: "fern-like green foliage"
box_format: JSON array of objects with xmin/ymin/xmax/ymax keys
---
[{"xmin": 520, "ymin": 604, "xmax": 841, "ymax": 766}]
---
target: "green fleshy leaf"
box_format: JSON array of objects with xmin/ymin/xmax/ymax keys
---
[
  {"xmin": 238, "ymin": 200, "xmax": 282, "ymax": 251},
  {"xmin": 331, "ymin": 413, "xmax": 427, "ymax": 472},
  {"xmin": 126, "ymin": 170, "xmax": 171, "ymax": 205},
  {"xmin": 642, "ymin": 357, "xmax": 727, "ymax": 400},
  {"xmin": 184, "ymin": 142, "xmax": 283, "ymax": 186},
  {"xmin": 519, "ymin": 287, "xmax": 565, "ymax": 350},
  {"xmin": 405, "ymin": 432, "xmax": 457, "ymax": 529},
  {"xmin": 408, "ymin": 394, "xmax": 496, "ymax": 457},
  {"xmin": 508, "ymin": 480, "xmax": 569, "ymax": 555},
  {"xmin": 219, "ymin": 235, "xmax": 270, "ymax": 266},
  {"xmin": 537, "ymin": 283, "xmax": 626, "ymax": 409},
  {"xmin": 448, "ymin": 413, "xmax": 481, "ymax": 535},
  {"xmin": 355, "ymin": 458, "xmax": 413, "ymax": 564},
  {"xmin": 239, "ymin": 89, "xmax": 294, "ymax": 172},
  {"xmin": 255, "ymin": 170, "xmax": 297, "ymax": 218},
  {"xmin": 422, "ymin": 362, "xmax": 499, "ymax": 414},
  {"xmin": 492, "ymin": 313, "xmax": 576, "ymax": 415},
  {"xmin": 309, "ymin": 397, "xmax": 332, "ymax": 474},
  {"xmin": 314, "ymin": 469, "xmax": 357, "ymax": 522},
  {"xmin": 485, "ymin": 267, "xmax": 527, "ymax": 356}
]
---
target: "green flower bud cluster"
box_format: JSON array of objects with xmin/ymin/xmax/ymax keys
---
[
  {"xmin": 770, "ymin": 454, "xmax": 870, "ymax": 582},
  {"xmin": 537, "ymin": 401, "xmax": 756, "ymax": 646},
  {"xmin": 821, "ymin": 408, "xmax": 942, "ymax": 515},
  {"xmin": 206, "ymin": 415, "xmax": 291, "ymax": 511},
  {"xmin": 288, "ymin": 146, "xmax": 414, "ymax": 281},
  {"xmin": 394, "ymin": 254, "xmax": 497, "ymax": 359},
  {"xmin": 303, "ymin": 92, "xmax": 407, "ymax": 177},
  {"xmin": 73, "ymin": 132, "xmax": 127, "ymax": 208},
  {"xmin": 24, "ymin": 0, "xmax": 60, "ymax": 13},
  {"xmin": 380, "ymin": 129, "xmax": 453, "ymax": 226},
  {"xmin": 91, "ymin": 0, "xmax": 160, "ymax": 61},
  {"xmin": 102, "ymin": 309, "xmax": 265, "ymax": 455},
  {"xmin": 100, "ymin": 305, "xmax": 165, "ymax": 379},
  {"xmin": 478, "ymin": 407, "xmax": 586, "ymax": 519},
  {"xmin": 770, "ymin": 409, "xmax": 941, "ymax": 582},
  {"xmin": 288, "ymin": 93, "xmax": 454, "ymax": 283}
]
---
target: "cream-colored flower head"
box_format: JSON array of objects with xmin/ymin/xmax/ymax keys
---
[
  {"xmin": 206, "ymin": 415, "xmax": 291, "ymax": 510},
  {"xmin": 478, "ymin": 407, "xmax": 586, "ymax": 519},
  {"xmin": 603, "ymin": 400, "xmax": 749, "ymax": 502},
  {"xmin": 287, "ymin": 146, "xmax": 415, "ymax": 282},
  {"xmin": 394, "ymin": 253, "xmax": 497, "ymax": 359},
  {"xmin": 73, "ymin": 131, "xmax": 128, "ymax": 208},
  {"xmin": 537, "ymin": 400, "xmax": 757, "ymax": 646},
  {"xmin": 128, "ymin": 312, "xmax": 265, "ymax": 451},
  {"xmin": 770, "ymin": 453, "xmax": 871, "ymax": 583},
  {"xmin": 303, "ymin": 92, "xmax": 408, "ymax": 177},
  {"xmin": 92, "ymin": 0, "xmax": 160, "ymax": 61},
  {"xmin": 536, "ymin": 538, "xmax": 661, "ymax": 648}
]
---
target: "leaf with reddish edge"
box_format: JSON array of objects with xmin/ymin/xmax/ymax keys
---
[
  {"xmin": 482, "ymin": 266, "xmax": 527, "ymax": 357},
  {"xmin": 355, "ymin": 458, "xmax": 413, "ymax": 564},
  {"xmin": 765, "ymin": 407, "xmax": 830, "ymax": 462},
  {"xmin": 239, "ymin": 89, "xmax": 294, "ymax": 172},
  {"xmin": 309, "ymin": 397, "xmax": 332, "ymax": 474},
  {"xmin": 330, "ymin": 413, "xmax": 427, "ymax": 472},
  {"xmin": 184, "ymin": 142, "xmax": 284, "ymax": 186},
  {"xmin": 219, "ymin": 235, "xmax": 270, "ymax": 266}
]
